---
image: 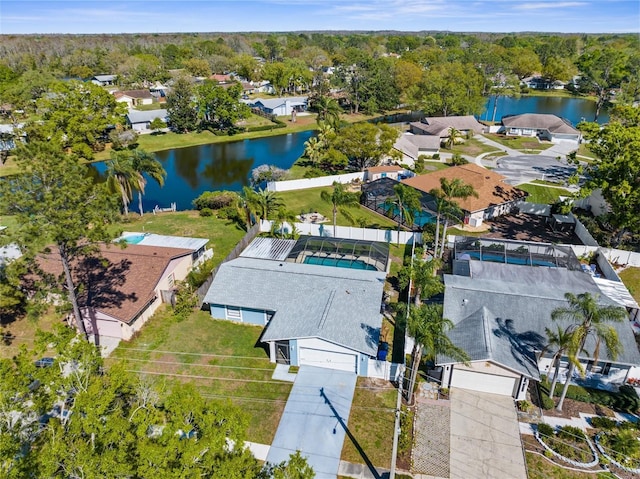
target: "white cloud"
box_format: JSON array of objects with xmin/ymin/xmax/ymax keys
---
[{"xmin": 515, "ymin": 2, "xmax": 586, "ymax": 10}]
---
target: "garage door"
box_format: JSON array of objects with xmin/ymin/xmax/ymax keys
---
[
  {"xmin": 450, "ymin": 369, "xmax": 516, "ymax": 396},
  {"xmin": 299, "ymin": 348, "xmax": 357, "ymax": 373}
]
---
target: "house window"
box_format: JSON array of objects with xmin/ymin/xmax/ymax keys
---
[
  {"xmin": 167, "ymin": 273, "xmax": 175, "ymax": 289},
  {"xmin": 226, "ymin": 306, "xmax": 242, "ymax": 321}
]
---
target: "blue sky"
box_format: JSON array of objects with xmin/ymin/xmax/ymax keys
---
[{"xmin": 1, "ymin": 0, "xmax": 638, "ymax": 34}]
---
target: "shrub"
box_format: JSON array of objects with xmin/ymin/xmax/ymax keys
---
[
  {"xmin": 448, "ymin": 153, "xmax": 468, "ymax": 166},
  {"xmin": 540, "ymin": 391, "xmax": 555, "ymax": 410},
  {"xmin": 192, "ymin": 191, "xmax": 238, "ymax": 210},
  {"xmin": 199, "ymin": 207, "xmax": 213, "ymax": 217},
  {"xmin": 187, "ymin": 257, "xmax": 216, "ymax": 289},
  {"xmin": 616, "ymin": 385, "xmax": 640, "ymax": 413},
  {"xmin": 557, "ymin": 425, "xmax": 586, "ymax": 441},
  {"xmin": 173, "ymin": 282, "xmax": 198, "ymax": 322},
  {"xmin": 565, "ymin": 384, "xmax": 592, "ymax": 403},
  {"xmin": 537, "ymin": 422, "xmax": 554, "ymax": 437},
  {"xmin": 590, "ymin": 416, "xmax": 618, "ymax": 430},
  {"xmin": 432, "ymin": 153, "xmax": 440, "ymax": 160},
  {"xmin": 246, "ymin": 123, "xmax": 286, "ymax": 132},
  {"xmin": 517, "ymin": 400, "xmax": 531, "ymax": 412},
  {"xmin": 217, "ymin": 205, "xmax": 239, "ymax": 220}
]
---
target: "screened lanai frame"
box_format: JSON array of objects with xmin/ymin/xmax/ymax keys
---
[
  {"xmin": 454, "ymin": 236, "xmax": 581, "ymax": 270},
  {"xmin": 286, "ymin": 236, "xmax": 390, "ymax": 272},
  {"xmin": 360, "ymin": 177, "xmax": 443, "ymax": 229}
]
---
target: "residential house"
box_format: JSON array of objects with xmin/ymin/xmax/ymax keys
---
[
  {"xmin": 0, "ymin": 123, "xmax": 25, "ymax": 151},
  {"xmin": 522, "ymin": 76, "xmax": 566, "ymax": 90},
  {"xmin": 409, "ymin": 115, "xmax": 485, "ymax": 140},
  {"xmin": 244, "ymin": 96, "xmax": 308, "ymax": 117},
  {"xmin": 209, "ymin": 74, "xmax": 233, "ymax": 84},
  {"xmin": 500, "ymin": 113, "xmax": 581, "ymax": 143},
  {"xmin": 116, "ymin": 232, "xmax": 212, "ymax": 266},
  {"xmin": 364, "ymin": 165, "xmax": 412, "ymax": 182},
  {"xmin": 126, "ymin": 109, "xmax": 168, "ymax": 132},
  {"xmin": 0, "ymin": 103, "xmax": 14, "ymax": 117},
  {"xmin": 114, "ymin": 89, "xmax": 155, "ymax": 108},
  {"xmin": 401, "ymin": 163, "xmax": 526, "ymax": 227},
  {"xmin": 91, "ymin": 75, "xmax": 117, "ymax": 86},
  {"xmin": 392, "ymin": 133, "xmax": 441, "ymax": 167},
  {"xmin": 438, "ymin": 247, "xmax": 640, "ymax": 399},
  {"xmin": 203, "ymin": 236, "xmax": 390, "ymax": 376}
]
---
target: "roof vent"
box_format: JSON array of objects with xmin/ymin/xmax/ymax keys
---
[{"xmin": 462, "ymin": 298, "xmax": 468, "ymax": 306}]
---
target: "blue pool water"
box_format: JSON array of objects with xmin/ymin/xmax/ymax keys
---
[
  {"xmin": 304, "ymin": 256, "xmax": 377, "ymax": 271},
  {"xmin": 379, "ymin": 204, "xmax": 436, "ymax": 227},
  {"xmin": 465, "ymin": 251, "xmax": 556, "ymax": 267},
  {"xmin": 122, "ymin": 234, "xmax": 147, "ymax": 245}
]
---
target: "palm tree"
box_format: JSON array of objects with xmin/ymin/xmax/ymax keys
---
[
  {"xmin": 445, "ymin": 127, "xmax": 462, "ymax": 150},
  {"xmin": 320, "ymin": 182, "xmax": 360, "ymax": 236},
  {"xmin": 539, "ymin": 325, "xmax": 575, "ymax": 399},
  {"xmin": 384, "ymin": 183, "xmax": 422, "ymax": 244},
  {"xmin": 432, "ymin": 178, "xmax": 478, "ymax": 258},
  {"xmin": 239, "ymin": 186, "xmax": 261, "ymax": 230},
  {"xmin": 254, "ymin": 188, "xmax": 283, "ymax": 221},
  {"xmin": 130, "ymin": 149, "xmax": 166, "ymax": 216},
  {"xmin": 406, "ymin": 304, "xmax": 470, "ymax": 402},
  {"xmin": 551, "ymin": 292, "xmax": 627, "ymax": 412},
  {"xmin": 314, "ymin": 96, "xmax": 342, "ymax": 128},
  {"xmin": 271, "ymin": 207, "xmax": 297, "ymax": 239},
  {"xmin": 105, "ymin": 151, "xmax": 136, "ymax": 215},
  {"xmin": 398, "ymin": 258, "xmax": 444, "ymax": 306}
]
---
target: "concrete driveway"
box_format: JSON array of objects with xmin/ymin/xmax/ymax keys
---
[
  {"xmin": 266, "ymin": 366, "xmax": 357, "ymax": 479},
  {"xmin": 450, "ymin": 389, "xmax": 527, "ymax": 479},
  {"xmin": 493, "ymin": 154, "xmax": 577, "ymax": 186}
]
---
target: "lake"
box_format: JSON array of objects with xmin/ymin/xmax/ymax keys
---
[
  {"xmin": 480, "ymin": 95, "xmax": 609, "ymax": 125},
  {"xmin": 93, "ymin": 96, "xmax": 604, "ymax": 212},
  {"xmin": 93, "ymin": 130, "xmax": 314, "ymax": 211}
]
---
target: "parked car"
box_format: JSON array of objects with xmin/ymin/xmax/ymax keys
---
[{"xmin": 34, "ymin": 357, "xmax": 55, "ymax": 368}]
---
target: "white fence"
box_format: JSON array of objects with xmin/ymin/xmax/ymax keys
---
[
  {"xmin": 572, "ymin": 215, "xmax": 599, "ymax": 247},
  {"xmin": 367, "ymin": 360, "xmax": 403, "ymax": 381},
  {"xmin": 259, "ymin": 220, "xmax": 421, "ymax": 245},
  {"xmin": 266, "ymin": 172, "xmax": 365, "ymax": 192}
]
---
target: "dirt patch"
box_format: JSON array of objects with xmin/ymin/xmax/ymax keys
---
[{"xmin": 542, "ymin": 397, "xmax": 617, "ymax": 420}]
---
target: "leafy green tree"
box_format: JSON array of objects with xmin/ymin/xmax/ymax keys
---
[
  {"xmin": 262, "ymin": 62, "xmax": 289, "ymax": 96},
  {"xmin": 254, "ymin": 188, "xmax": 284, "ymax": 221},
  {"xmin": 542, "ymin": 56, "xmax": 574, "ymax": 83},
  {"xmin": 0, "ymin": 141, "xmax": 118, "ymax": 338},
  {"xmin": 30, "ymin": 81, "xmax": 126, "ymax": 158},
  {"xmin": 577, "ymin": 105, "xmax": 640, "ymax": 246},
  {"xmin": 320, "ymin": 182, "xmax": 360, "ymax": 236},
  {"xmin": 183, "ymin": 57, "xmax": 211, "ymax": 77},
  {"xmin": 198, "ymin": 80, "xmax": 250, "ymax": 131},
  {"xmin": 406, "ymin": 304, "xmax": 469, "ymax": 402},
  {"xmin": 509, "ymin": 47, "xmax": 543, "ymax": 80},
  {"xmin": 577, "ymin": 47, "xmax": 628, "ymax": 121},
  {"xmin": 334, "ymin": 122, "xmax": 398, "ymax": 171},
  {"xmin": 318, "ymin": 147, "xmax": 348, "ymax": 175},
  {"xmin": 551, "ymin": 292, "xmax": 627, "ymax": 412},
  {"xmin": 313, "ymin": 96, "xmax": 342, "ymax": 128},
  {"xmin": 166, "ymin": 76, "xmax": 198, "ymax": 133},
  {"xmin": 149, "ymin": 117, "xmax": 166, "ymax": 133},
  {"xmin": 234, "ymin": 54, "xmax": 261, "ymax": 82}
]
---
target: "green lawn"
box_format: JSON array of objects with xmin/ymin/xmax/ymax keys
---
[
  {"xmin": 482, "ymin": 133, "xmax": 554, "ymax": 152},
  {"xmin": 110, "ymin": 308, "xmax": 290, "ymax": 444},
  {"xmin": 422, "ymin": 161, "xmax": 450, "ymax": 172},
  {"xmin": 444, "ymin": 137, "xmax": 498, "ymax": 157},
  {"xmin": 517, "ymin": 183, "xmax": 572, "ymax": 204},
  {"xmin": 526, "ymin": 452, "xmax": 615, "ymax": 479},
  {"xmin": 279, "ymin": 186, "xmax": 398, "ymax": 230},
  {"xmin": 619, "ymin": 267, "xmax": 640, "ymax": 304},
  {"xmin": 341, "ymin": 378, "xmax": 397, "ymax": 468},
  {"xmin": 577, "ymin": 143, "xmax": 598, "ymax": 161}
]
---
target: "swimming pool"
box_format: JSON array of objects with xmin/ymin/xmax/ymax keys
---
[
  {"xmin": 378, "ymin": 204, "xmax": 436, "ymax": 227},
  {"xmin": 303, "ymin": 256, "xmax": 377, "ymax": 270},
  {"xmin": 121, "ymin": 234, "xmax": 147, "ymax": 245},
  {"xmin": 464, "ymin": 251, "xmax": 557, "ymax": 267}
]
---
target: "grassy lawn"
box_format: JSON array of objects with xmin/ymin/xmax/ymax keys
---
[
  {"xmin": 525, "ymin": 452, "xmax": 615, "ymax": 479},
  {"xmin": 444, "ymin": 137, "xmax": 497, "ymax": 157},
  {"xmin": 619, "ymin": 267, "xmax": 640, "ymax": 304},
  {"xmin": 482, "ymin": 133, "xmax": 553, "ymax": 152},
  {"xmin": 422, "ymin": 161, "xmax": 450, "ymax": 172},
  {"xmin": 0, "ymin": 308, "xmax": 64, "ymax": 360},
  {"xmin": 110, "ymin": 307, "xmax": 290, "ymax": 444},
  {"xmin": 341, "ymin": 378, "xmax": 397, "ymax": 468},
  {"xmin": 279, "ymin": 186, "xmax": 398, "ymax": 230},
  {"xmin": 577, "ymin": 143, "xmax": 598, "ymax": 161},
  {"xmin": 518, "ymin": 183, "xmax": 572, "ymax": 204},
  {"xmin": 132, "ymin": 103, "xmax": 165, "ymax": 111}
]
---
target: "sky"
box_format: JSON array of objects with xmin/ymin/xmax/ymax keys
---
[{"xmin": 1, "ymin": 0, "xmax": 638, "ymax": 35}]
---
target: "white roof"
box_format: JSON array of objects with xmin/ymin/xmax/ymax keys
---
[
  {"xmin": 118, "ymin": 232, "xmax": 208, "ymax": 251},
  {"xmin": 126, "ymin": 109, "xmax": 168, "ymax": 124}
]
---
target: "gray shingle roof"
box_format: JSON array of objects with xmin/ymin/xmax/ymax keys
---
[
  {"xmin": 501, "ymin": 113, "xmax": 579, "ymax": 135},
  {"xmin": 394, "ymin": 134, "xmax": 441, "ymax": 159},
  {"xmin": 249, "ymin": 96, "xmax": 307, "ymax": 110},
  {"xmin": 203, "ymin": 257, "xmax": 386, "ymax": 355},
  {"xmin": 126, "ymin": 109, "xmax": 167, "ymax": 125},
  {"xmin": 440, "ymin": 265, "xmax": 640, "ymax": 375}
]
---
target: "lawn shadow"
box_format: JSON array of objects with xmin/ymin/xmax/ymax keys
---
[{"xmin": 320, "ymin": 387, "xmax": 387, "ymax": 479}]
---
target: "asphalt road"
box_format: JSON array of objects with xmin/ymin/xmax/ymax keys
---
[{"xmin": 493, "ymin": 154, "xmax": 577, "ymax": 185}]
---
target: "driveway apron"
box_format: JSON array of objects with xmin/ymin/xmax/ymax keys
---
[{"xmin": 267, "ymin": 366, "xmax": 357, "ymax": 479}]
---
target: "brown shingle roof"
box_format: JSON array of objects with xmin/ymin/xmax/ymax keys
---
[
  {"xmin": 401, "ymin": 164, "xmax": 525, "ymax": 213},
  {"xmin": 37, "ymin": 244, "xmax": 192, "ymax": 323}
]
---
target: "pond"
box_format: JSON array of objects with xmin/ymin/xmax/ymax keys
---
[
  {"xmin": 480, "ymin": 95, "xmax": 609, "ymax": 125},
  {"xmin": 93, "ymin": 130, "xmax": 314, "ymax": 211}
]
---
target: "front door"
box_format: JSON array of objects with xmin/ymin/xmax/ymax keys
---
[{"xmin": 275, "ymin": 341, "xmax": 290, "ymax": 365}]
